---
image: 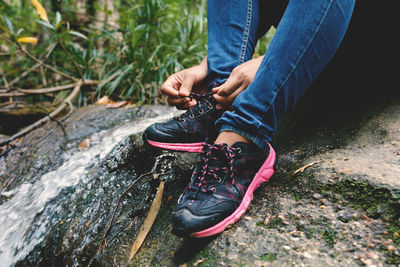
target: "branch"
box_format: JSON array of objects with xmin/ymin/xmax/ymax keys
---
[
  {"xmin": 87, "ymin": 171, "xmax": 154, "ymax": 267},
  {"xmin": 0, "ymin": 80, "xmax": 83, "ymax": 146},
  {"xmin": 9, "ymin": 43, "xmax": 58, "ymax": 86},
  {"xmin": 0, "ymin": 36, "xmax": 78, "ymax": 82},
  {"xmin": 58, "ymin": 40, "xmax": 84, "ymax": 81},
  {"xmin": 18, "ymin": 83, "xmax": 75, "ymax": 94},
  {"xmin": 0, "ymin": 92, "xmax": 25, "ymax": 97},
  {"xmin": 0, "ymin": 80, "xmax": 98, "ymax": 97}
]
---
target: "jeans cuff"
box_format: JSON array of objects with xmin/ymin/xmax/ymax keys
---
[{"xmin": 219, "ymin": 125, "xmax": 270, "ymax": 150}]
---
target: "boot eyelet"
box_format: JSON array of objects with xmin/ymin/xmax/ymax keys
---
[
  {"xmin": 216, "ymin": 177, "xmax": 221, "ymax": 183},
  {"xmin": 189, "ymin": 114, "xmax": 195, "ymax": 119},
  {"xmin": 199, "ymin": 109, "xmax": 204, "ymax": 114},
  {"xmin": 208, "ymin": 104, "xmax": 213, "ymax": 109},
  {"xmin": 210, "ymin": 187, "xmax": 216, "ymax": 193},
  {"xmin": 180, "ymin": 118, "xmax": 186, "ymax": 123},
  {"xmin": 237, "ymin": 148, "xmax": 242, "ymax": 154}
]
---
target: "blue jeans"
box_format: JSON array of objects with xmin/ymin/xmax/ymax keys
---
[{"xmin": 207, "ymin": 0, "xmax": 356, "ymax": 150}]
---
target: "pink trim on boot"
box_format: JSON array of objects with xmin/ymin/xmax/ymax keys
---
[{"xmin": 147, "ymin": 140, "xmax": 204, "ymax": 153}]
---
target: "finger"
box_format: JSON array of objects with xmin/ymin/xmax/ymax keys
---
[
  {"xmin": 216, "ymin": 76, "xmax": 241, "ymax": 97},
  {"xmin": 214, "ymin": 84, "xmax": 246, "ymax": 105},
  {"xmin": 161, "ymin": 79, "xmax": 180, "ymax": 97},
  {"xmin": 187, "ymin": 99, "xmax": 197, "ymax": 107},
  {"xmin": 168, "ymin": 96, "xmax": 190, "ymax": 106},
  {"xmin": 179, "ymin": 74, "xmax": 196, "ymax": 97}
]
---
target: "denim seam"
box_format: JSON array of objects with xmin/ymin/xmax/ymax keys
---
[
  {"xmin": 239, "ymin": 0, "xmax": 253, "ymax": 65},
  {"xmin": 259, "ymin": 0, "xmax": 334, "ymax": 125}
]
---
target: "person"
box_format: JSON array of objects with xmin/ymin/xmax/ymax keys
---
[{"xmin": 143, "ymin": 0, "xmax": 400, "ymax": 238}]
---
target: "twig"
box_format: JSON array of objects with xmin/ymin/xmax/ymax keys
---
[
  {"xmin": 0, "ymin": 68, "xmax": 10, "ymax": 92},
  {"xmin": 0, "ymin": 91, "xmax": 25, "ymax": 97},
  {"xmin": 0, "ymin": 79, "xmax": 98, "ymax": 97},
  {"xmin": 9, "ymin": 43, "xmax": 58, "ymax": 86},
  {"xmin": 40, "ymin": 65, "xmax": 48, "ymax": 86},
  {"xmin": 12, "ymin": 40, "xmax": 77, "ymax": 81},
  {"xmin": 293, "ymin": 161, "xmax": 322, "ymax": 174},
  {"xmin": 18, "ymin": 83, "xmax": 75, "ymax": 94},
  {"xmin": 0, "ymin": 37, "xmax": 73, "ymax": 81},
  {"xmin": 87, "ymin": 171, "xmax": 154, "ymax": 267},
  {"xmin": 47, "ymin": 114, "xmax": 68, "ymax": 137},
  {"xmin": 58, "ymin": 40, "xmax": 85, "ymax": 81},
  {"xmin": 0, "ymin": 80, "xmax": 83, "ymax": 146}
]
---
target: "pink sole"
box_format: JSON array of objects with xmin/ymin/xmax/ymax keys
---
[
  {"xmin": 192, "ymin": 143, "xmax": 276, "ymax": 238},
  {"xmin": 147, "ymin": 140, "xmax": 204, "ymax": 153}
]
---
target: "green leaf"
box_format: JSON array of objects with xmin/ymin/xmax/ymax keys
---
[
  {"xmin": 36, "ymin": 19, "xmax": 55, "ymax": 30},
  {"xmin": 3, "ymin": 16, "xmax": 14, "ymax": 34},
  {"xmin": 16, "ymin": 28, "xmax": 24, "ymax": 37},
  {"xmin": 69, "ymin": 31, "xmax": 87, "ymax": 40},
  {"xmin": 56, "ymin": 12, "xmax": 62, "ymax": 25}
]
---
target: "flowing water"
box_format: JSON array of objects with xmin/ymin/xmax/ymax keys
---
[{"xmin": 0, "ymin": 112, "xmax": 176, "ymax": 266}]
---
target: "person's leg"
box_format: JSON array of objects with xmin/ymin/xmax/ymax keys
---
[
  {"xmin": 144, "ymin": 0, "xmax": 287, "ymax": 152},
  {"xmin": 216, "ymin": 0, "xmax": 356, "ymax": 150},
  {"xmin": 171, "ymin": 0, "xmax": 356, "ymax": 238},
  {"xmin": 207, "ymin": 0, "xmax": 287, "ymax": 87}
]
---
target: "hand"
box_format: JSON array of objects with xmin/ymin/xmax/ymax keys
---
[
  {"xmin": 161, "ymin": 57, "xmax": 208, "ymax": 110},
  {"xmin": 213, "ymin": 56, "xmax": 264, "ymax": 110}
]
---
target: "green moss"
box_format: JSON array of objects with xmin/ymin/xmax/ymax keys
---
[
  {"xmin": 266, "ymin": 217, "xmax": 285, "ymax": 229},
  {"xmin": 194, "ymin": 248, "xmax": 218, "ymax": 267},
  {"xmin": 259, "ymin": 253, "xmax": 277, "ymax": 262},
  {"xmin": 310, "ymin": 216, "xmax": 330, "ymax": 226},
  {"xmin": 305, "ymin": 228, "xmax": 316, "ymax": 239},
  {"xmin": 256, "ymin": 221, "xmax": 264, "ymax": 227},
  {"xmin": 287, "ymin": 168, "xmax": 400, "ymax": 263},
  {"xmin": 321, "ymin": 228, "xmax": 337, "ymax": 248},
  {"xmin": 386, "ymin": 251, "xmax": 400, "ymax": 265}
]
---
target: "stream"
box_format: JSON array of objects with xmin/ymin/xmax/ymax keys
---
[{"xmin": 0, "ymin": 111, "xmax": 177, "ymax": 266}]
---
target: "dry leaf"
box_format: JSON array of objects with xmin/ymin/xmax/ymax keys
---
[
  {"xmin": 126, "ymin": 180, "xmax": 164, "ymax": 264},
  {"xmin": 106, "ymin": 101, "xmax": 128, "ymax": 109},
  {"xmin": 124, "ymin": 102, "xmax": 132, "ymax": 110},
  {"xmin": 264, "ymin": 214, "xmax": 272, "ymax": 225},
  {"xmin": 96, "ymin": 95, "xmax": 110, "ymax": 105},
  {"xmin": 17, "ymin": 37, "xmax": 38, "ymax": 44},
  {"xmin": 293, "ymin": 161, "xmax": 321, "ymax": 174},
  {"xmin": 78, "ymin": 139, "xmax": 91, "ymax": 150},
  {"xmin": 193, "ymin": 259, "xmax": 205, "ymax": 266},
  {"xmin": 30, "ymin": 0, "xmax": 49, "ymax": 22}
]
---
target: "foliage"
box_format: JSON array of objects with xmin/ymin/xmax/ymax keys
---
[
  {"xmin": 0, "ymin": 0, "xmax": 207, "ymax": 105},
  {"xmin": 0, "ymin": 0, "xmax": 274, "ymax": 106}
]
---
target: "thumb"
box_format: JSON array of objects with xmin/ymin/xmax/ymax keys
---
[
  {"xmin": 217, "ymin": 75, "xmax": 239, "ymax": 96},
  {"xmin": 179, "ymin": 75, "xmax": 195, "ymax": 97}
]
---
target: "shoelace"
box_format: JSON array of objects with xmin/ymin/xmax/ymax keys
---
[
  {"xmin": 178, "ymin": 92, "xmax": 215, "ymax": 122},
  {"xmin": 188, "ymin": 143, "xmax": 239, "ymax": 196}
]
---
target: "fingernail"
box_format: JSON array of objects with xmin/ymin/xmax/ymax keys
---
[{"xmin": 180, "ymin": 88, "xmax": 189, "ymax": 96}]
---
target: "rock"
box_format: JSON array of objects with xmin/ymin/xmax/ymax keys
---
[
  {"xmin": 2, "ymin": 87, "xmax": 400, "ymax": 266},
  {"xmin": 312, "ymin": 193, "xmax": 322, "ymax": 200}
]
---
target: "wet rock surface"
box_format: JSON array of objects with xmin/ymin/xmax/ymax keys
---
[{"xmin": 1, "ymin": 90, "xmax": 400, "ymax": 266}]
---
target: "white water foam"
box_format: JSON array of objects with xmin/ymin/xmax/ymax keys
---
[{"xmin": 0, "ymin": 112, "xmax": 176, "ymax": 266}]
